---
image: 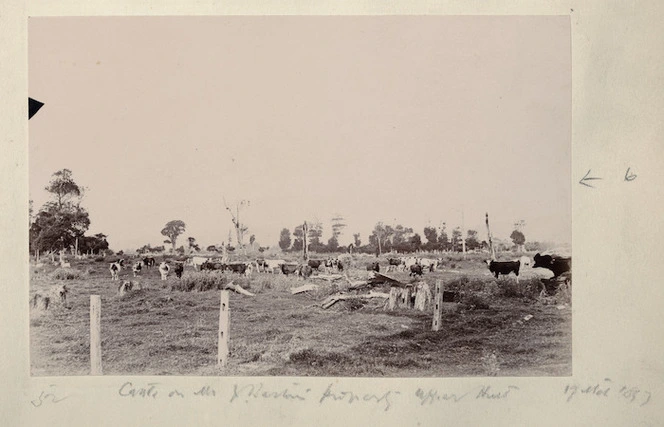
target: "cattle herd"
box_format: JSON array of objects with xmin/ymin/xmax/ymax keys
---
[{"xmin": 103, "ymin": 252, "xmax": 571, "ymax": 285}]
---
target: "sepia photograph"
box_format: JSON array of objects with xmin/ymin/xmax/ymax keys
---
[{"xmin": 29, "ymin": 16, "xmax": 571, "ymax": 377}]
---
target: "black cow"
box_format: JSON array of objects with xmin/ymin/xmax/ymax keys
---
[
  {"xmin": 409, "ymin": 264, "xmax": 424, "ymax": 277},
  {"xmin": 225, "ymin": 263, "xmax": 248, "ymax": 275},
  {"xmin": 143, "ymin": 257, "xmax": 156, "ymax": 269},
  {"xmin": 307, "ymin": 259, "xmax": 323, "ymax": 270},
  {"xmin": 299, "ymin": 265, "xmax": 313, "ymax": 278},
  {"xmin": 200, "ymin": 261, "xmax": 224, "ymax": 271},
  {"xmin": 255, "ymin": 259, "xmax": 267, "ymax": 272},
  {"xmin": 485, "ymin": 260, "xmax": 521, "ymax": 281},
  {"xmin": 173, "ymin": 262, "xmax": 184, "ymax": 278},
  {"xmin": 281, "ymin": 264, "xmax": 299, "ymax": 275},
  {"xmin": 533, "ymin": 253, "xmax": 571, "ymax": 278},
  {"xmin": 366, "ymin": 262, "xmax": 380, "ymax": 272}
]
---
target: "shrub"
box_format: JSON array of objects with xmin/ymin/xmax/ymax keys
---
[
  {"xmin": 496, "ymin": 278, "xmax": 541, "ymax": 299},
  {"xmin": 51, "ymin": 268, "xmax": 83, "ymax": 280},
  {"xmin": 463, "ymin": 294, "xmax": 490, "ymax": 310}
]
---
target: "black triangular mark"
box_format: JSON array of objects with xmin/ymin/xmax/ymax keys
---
[{"xmin": 29, "ymin": 98, "xmax": 44, "ymax": 119}]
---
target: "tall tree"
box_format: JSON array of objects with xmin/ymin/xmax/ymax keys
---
[
  {"xmin": 465, "ymin": 230, "xmax": 481, "ymax": 251},
  {"xmin": 330, "ymin": 214, "xmax": 346, "ymax": 242},
  {"xmin": 353, "ymin": 233, "xmax": 361, "ymax": 248},
  {"xmin": 292, "ymin": 224, "xmax": 304, "ymax": 251},
  {"xmin": 451, "ymin": 227, "xmax": 463, "ymax": 252},
  {"xmin": 423, "ymin": 226, "xmax": 439, "ymax": 250},
  {"xmin": 161, "ymin": 220, "xmax": 186, "ymax": 252},
  {"xmin": 187, "ymin": 236, "xmax": 200, "ymax": 253},
  {"xmin": 278, "ymin": 228, "xmax": 292, "ymax": 251},
  {"xmin": 510, "ymin": 230, "xmax": 526, "ymax": 252},
  {"xmin": 438, "ymin": 223, "xmax": 450, "ymax": 251},
  {"xmin": 44, "ymin": 168, "xmax": 85, "ymax": 209},
  {"xmin": 30, "ymin": 169, "xmax": 91, "ymax": 254},
  {"xmin": 223, "ymin": 198, "xmax": 250, "ymax": 252}
]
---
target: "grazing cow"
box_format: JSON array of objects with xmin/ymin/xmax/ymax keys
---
[
  {"xmin": 158, "ymin": 262, "xmax": 170, "ymax": 280},
  {"xmin": 191, "ymin": 256, "xmax": 211, "ymax": 271},
  {"xmin": 118, "ymin": 280, "xmax": 133, "ymax": 296},
  {"xmin": 387, "ymin": 258, "xmax": 403, "ymax": 272},
  {"xmin": 143, "ymin": 257, "xmax": 156, "ymax": 269},
  {"xmin": 533, "ymin": 253, "xmax": 571, "ymax": 277},
  {"xmin": 224, "ymin": 263, "xmax": 248, "ymax": 275},
  {"xmin": 173, "ymin": 262, "xmax": 184, "ymax": 279},
  {"xmin": 418, "ymin": 258, "xmax": 437, "ymax": 272},
  {"xmin": 409, "ymin": 264, "xmax": 424, "ymax": 277},
  {"xmin": 366, "ymin": 262, "xmax": 380, "ymax": 272},
  {"xmin": 132, "ymin": 261, "xmax": 143, "ymax": 277},
  {"xmin": 109, "ymin": 262, "xmax": 122, "ymax": 280},
  {"xmin": 402, "ymin": 256, "xmax": 417, "ymax": 271},
  {"xmin": 307, "ymin": 259, "xmax": 324, "ymax": 270},
  {"xmin": 485, "ymin": 260, "xmax": 521, "ymax": 282},
  {"xmin": 264, "ymin": 259, "xmax": 286, "ymax": 273},
  {"xmin": 519, "ymin": 256, "xmax": 531, "ymax": 268},
  {"xmin": 255, "ymin": 259, "xmax": 267, "ymax": 273},
  {"xmin": 324, "ymin": 258, "xmax": 341, "ymax": 273},
  {"xmin": 281, "ymin": 263, "xmax": 299, "ymax": 275},
  {"xmin": 298, "ymin": 264, "xmax": 314, "ymax": 279},
  {"xmin": 200, "ymin": 261, "xmax": 224, "ymax": 271}
]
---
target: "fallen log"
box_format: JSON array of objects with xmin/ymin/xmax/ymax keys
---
[
  {"xmin": 313, "ymin": 274, "xmax": 344, "ymax": 281},
  {"xmin": 368, "ymin": 272, "xmax": 409, "ymax": 287},
  {"xmin": 290, "ymin": 284, "xmax": 319, "ymax": 295},
  {"xmin": 223, "ymin": 281, "xmax": 255, "ymax": 296},
  {"xmin": 320, "ymin": 291, "xmax": 389, "ymax": 309}
]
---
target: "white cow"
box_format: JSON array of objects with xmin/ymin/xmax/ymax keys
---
[
  {"xmin": 264, "ymin": 259, "xmax": 286, "ymax": 274},
  {"xmin": 418, "ymin": 258, "xmax": 438, "ymax": 272},
  {"xmin": 191, "ymin": 256, "xmax": 211, "ymax": 271},
  {"xmin": 132, "ymin": 261, "xmax": 143, "ymax": 277},
  {"xmin": 109, "ymin": 262, "xmax": 122, "ymax": 280},
  {"xmin": 159, "ymin": 262, "xmax": 170, "ymax": 280}
]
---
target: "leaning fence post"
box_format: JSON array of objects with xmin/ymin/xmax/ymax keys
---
[
  {"xmin": 217, "ymin": 290, "xmax": 230, "ymax": 367},
  {"xmin": 432, "ymin": 280, "xmax": 443, "ymax": 331},
  {"xmin": 90, "ymin": 295, "xmax": 102, "ymax": 375}
]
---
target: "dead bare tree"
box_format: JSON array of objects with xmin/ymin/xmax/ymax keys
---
[
  {"xmin": 485, "ymin": 212, "xmax": 497, "ymax": 261},
  {"xmin": 223, "ymin": 198, "xmax": 250, "ymax": 254}
]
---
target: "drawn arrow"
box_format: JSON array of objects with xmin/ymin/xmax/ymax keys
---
[
  {"xmin": 29, "ymin": 98, "xmax": 44, "ymax": 119},
  {"xmin": 579, "ymin": 170, "xmax": 602, "ymax": 188}
]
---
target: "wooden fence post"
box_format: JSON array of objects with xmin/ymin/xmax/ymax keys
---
[
  {"xmin": 388, "ymin": 287, "xmax": 399, "ymax": 310},
  {"xmin": 90, "ymin": 295, "xmax": 102, "ymax": 375},
  {"xmin": 217, "ymin": 290, "xmax": 230, "ymax": 367},
  {"xmin": 432, "ymin": 280, "xmax": 443, "ymax": 331}
]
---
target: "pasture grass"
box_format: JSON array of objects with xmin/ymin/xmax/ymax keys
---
[{"xmin": 30, "ymin": 253, "xmax": 571, "ymax": 377}]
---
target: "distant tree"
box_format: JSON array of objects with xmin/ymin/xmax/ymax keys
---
[
  {"xmin": 438, "ymin": 223, "xmax": 450, "ymax": 251},
  {"xmin": 175, "ymin": 246, "xmax": 185, "ymax": 255},
  {"xmin": 80, "ymin": 233, "xmax": 109, "ymax": 254},
  {"xmin": 353, "ymin": 233, "xmax": 361, "ymax": 248},
  {"xmin": 206, "ymin": 245, "xmax": 218, "ymax": 252},
  {"xmin": 410, "ymin": 233, "xmax": 422, "ymax": 251},
  {"xmin": 510, "ymin": 230, "xmax": 526, "ymax": 251},
  {"xmin": 292, "ymin": 225, "xmax": 304, "ymax": 251},
  {"xmin": 307, "ymin": 221, "xmax": 323, "ymax": 248},
  {"xmin": 249, "ymin": 234, "xmax": 256, "ymax": 248},
  {"xmin": 451, "ymin": 227, "xmax": 463, "ymax": 252},
  {"xmin": 278, "ymin": 228, "xmax": 292, "ymax": 251},
  {"xmin": 161, "ymin": 220, "xmax": 186, "ymax": 252},
  {"xmin": 330, "ymin": 214, "xmax": 346, "ymax": 242},
  {"xmin": 465, "ymin": 230, "xmax": 480, "ymax": 251},
  {"xmin": 187, "ymin": 236, "xmax": 200, "ymax": 253},
  {"xmin": 423, "ymin": 226, "xmax": 439, "ymax": 250},
  {"xmin": 327, "ymin": 236, "xmax": 339, "ymax": 252}
]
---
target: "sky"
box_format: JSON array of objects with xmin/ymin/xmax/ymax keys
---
[{"xmin": 29, "ymin": 16, "xmax": 571, "ymax": 252}]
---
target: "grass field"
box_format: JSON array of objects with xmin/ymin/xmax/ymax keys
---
[{"xmin": 30, "ymin": 252, "xmax": 571, "ymax": 377}]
